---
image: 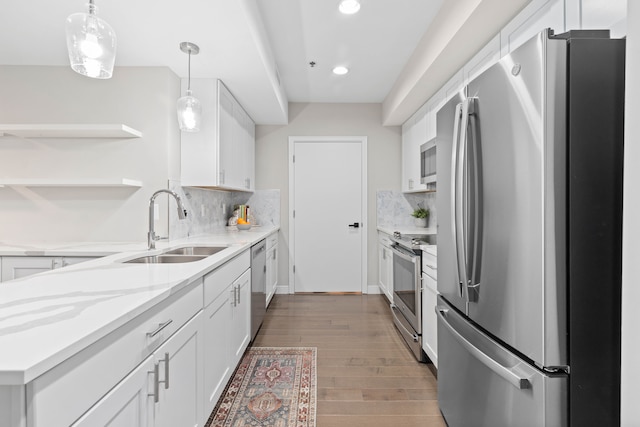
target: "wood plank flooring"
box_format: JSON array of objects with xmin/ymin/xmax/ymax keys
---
[{"xmin": 251, "ymin": 294, "xmax": 447, "ymax": 427}]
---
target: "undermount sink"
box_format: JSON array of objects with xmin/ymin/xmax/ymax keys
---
[
  {"xmin": 163, "ymin": 246, "xmax": 227, "ymax": 256},
  {"xmin": 124, "ymin": 254, "xmax": 207, "ymax": 264}
]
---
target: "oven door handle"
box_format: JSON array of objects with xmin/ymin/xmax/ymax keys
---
[
  {"xmin": 391, "ymin": 304, "xmax": 419, "ymax": 342},
  {"xmin": 390, "ymin": 244, "xmax": 419, "ymax": 264}
]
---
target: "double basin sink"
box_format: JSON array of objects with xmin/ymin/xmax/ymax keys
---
[{"xmin": 124, "ymin": 246, "xmax": 227, "ymax": 264}]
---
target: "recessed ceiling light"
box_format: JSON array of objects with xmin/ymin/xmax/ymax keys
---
[
  {"xmin": 339, "ymin": 0, "xmax": 360, "ymax": 15},
  {"xmin": 333, "ymin": 66, "xmax": 349, "ymax": 75}
]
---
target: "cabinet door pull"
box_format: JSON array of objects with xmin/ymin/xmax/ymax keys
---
[
  {"xmin": 149, "ymin": 362, "xmax": 160, "ymax": 403},
  {"xmin": 159, "ymin": 352, "xmax": 169, "ymax": 390},
  {"xmin": 146, "ymin": 319, "xmax": 173, "ymax": 338},
  {"xmin": 231, "ymin": 287, "xmax": 237, "ymax": 307},
  {"xmin": 236, "ymin": 284, "xmax": 241, "ymax": 305}
]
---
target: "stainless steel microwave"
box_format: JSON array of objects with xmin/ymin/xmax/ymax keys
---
[{"xmin": 420, "ymin": 138, "xmax": 436, "ymax": 184}]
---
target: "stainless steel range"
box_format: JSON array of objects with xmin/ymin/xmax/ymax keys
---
[{"xmin": 389, "ymin": 231, "xmax": 430, "ymax": 362}]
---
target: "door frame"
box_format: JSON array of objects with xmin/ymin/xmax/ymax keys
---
[{"xmin": 288, "ymin": 136, "xmax": 368, "ymax": 294}]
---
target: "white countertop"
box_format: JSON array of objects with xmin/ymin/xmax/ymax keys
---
[
  {"xmin": 377, "ymin": 226, "xmax": 437, "ymax": 256},
  {"xmin": 0, "ymin": 226, "xmax": 278, "ymax": 385},
  {"xmin": 377, "ymin": 225, "xmax": 437, "ymax": 237},
  {"xmin": 0, "ymin": 241, "xmax": 148, "ymax": 257}
]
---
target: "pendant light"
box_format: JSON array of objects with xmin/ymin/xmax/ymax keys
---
[
  {"xmin": 339, "ymin": 0, "xmax": 361, "ymax": 15},
  {"xmin": 176, "ymin": 42, "xmax": 202, "ymax": 132},
  {"xmin": 65, "ymin": 0, "xmax": 117, "ymax": 79}
]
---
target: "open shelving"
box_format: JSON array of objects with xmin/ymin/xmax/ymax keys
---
[
  {"xmin": 0, "ymin": 124, "xmax": 143, "ymax": 139},
  {"xmin": 0, "ymin": 179, "xmax": 143, "ymax": 188}
]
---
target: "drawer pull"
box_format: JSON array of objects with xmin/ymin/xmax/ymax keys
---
[
  {"xmin": 147, "ymin": 319, "xmax": 173, "ymax": 338},
  {"xmin": 150, "ymin": 362, "xmax": 160, "ymax": 403},
  {"xmin": 159, "ymin": 352, "xmax": 170, "ymax": 390}
]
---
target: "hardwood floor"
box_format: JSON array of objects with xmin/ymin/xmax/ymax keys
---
[{"xmin": 251, "ymin": 294, "xmax": 447, "ymax": 427}]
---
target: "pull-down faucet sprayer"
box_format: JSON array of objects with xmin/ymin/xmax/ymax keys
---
[{"xmin": 148, "ymin": 189, "xmax": 188, "ymax": 250}]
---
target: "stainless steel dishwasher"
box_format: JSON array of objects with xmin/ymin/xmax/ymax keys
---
[{"xmin": 250, "ymin": 239, "xmax": 267, "ymax": 340}]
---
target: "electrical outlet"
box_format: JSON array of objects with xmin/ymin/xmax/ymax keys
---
[
  {"xmin": 201, "ymin": 204, "xmax": 206, "ymax": 217},
  {"xmin": 222, "ymin": 203, "xmax": 226, "ymax": 214},
  {"xmin": 154, "ymin": 203, "xmax": 159, "ymax": 221}
]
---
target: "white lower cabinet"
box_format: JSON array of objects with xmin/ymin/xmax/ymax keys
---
[
  {"xmin": 72, "ymin": 312, "xmax": 204, "ymax": 427},
  {"xmin": 203, "ymin": 288, "xmax": 232, "ymax": 414},
  {"xmin": 377, "ymin": 233, "xmax": 393, "ymax": 303},
  {"xmin": 72, "ymin": 356, "xmax": 155, "ymax": 427},
  {"xmin": 15, "ymin": 249, "xmax": 256, "ymax": 427},
  {"xmin": 26, "ymin": 281, "xmax": 204, "ymax": 427},
  {"xmin": 153, "ymin": 312, "xmax": 204, "ymax": 427},
  {"xmin": 422, "ymin": 274, "xmax": 438, "ymax": 368},
  {"xmin": 202, "ymin": 250, "xmax": 251, "ymax": 416},
  {"xmin": 421, "ymin": 249, "xmax": 438, "ymax": 368},
  {"xmin": 230, "ymin": 269, "xmax": 251, "ymax": 362},
  {"xmin": 1, "ymin": 256, "xmax": 96, "ymax": 282}
]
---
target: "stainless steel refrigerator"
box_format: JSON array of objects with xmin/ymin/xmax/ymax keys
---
[{"xmin": 435, "ymin": 29, "xmax": 624, "ymax": 427}]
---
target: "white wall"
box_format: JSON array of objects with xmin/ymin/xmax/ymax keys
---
[
  {"xmin": 621, "ymin": 2, "xmax": 639, "ymax": 424},
  {"xmin": 0, "ymin": 66, "xmax": 180, "ymax": 243},
  {"xmin": 255, "ymin": 102, "xmax": 402, "ymax": 290}
]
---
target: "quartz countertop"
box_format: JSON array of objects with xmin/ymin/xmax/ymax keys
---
[
  {"xmin": 0, "ymin": 226, "xmax": 278, "ymax": 385},
  {"xmin": 377, "ymin": 225, "xmax": 437, "ymax": 237},
  {"xmin": 0, "ymin": 241, "xmax": 148, "ymax": 257}
]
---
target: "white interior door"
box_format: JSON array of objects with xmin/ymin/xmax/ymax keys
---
[{"xmin": 290, "ymin": 137, "xmax": 367, "ymax": 293}]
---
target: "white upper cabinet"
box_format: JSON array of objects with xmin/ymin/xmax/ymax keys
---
[
  {"xmin": 402, "ymin": 0, "xmax": 628, "ymax": 194},
  {"xmin": 464, "ymin": 34, "xmax": 501, "ymax": 86},
  {"xmin": 181, "ymin": 79, "xmax": 255, "ymax": 192},
  {"xmin": 500, "ymin": 0, "xmax": 565, "ymax": 56},
  {"xmin": 402, "ymin": 104, "xmax": 429, "ymax": 192},
  {"xmin": 566, "ymin": 0, "xmax": 627, "ymax": 36}
]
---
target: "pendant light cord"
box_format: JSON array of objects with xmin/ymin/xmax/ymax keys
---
[{"xmin": 187, "ymin": 50, "xmax": 191, "ymax": 92}]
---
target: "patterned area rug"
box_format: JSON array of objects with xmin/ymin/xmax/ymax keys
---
[{"xmin": 206, "ymin": 347, "xmax": 317, "ymax": 427}]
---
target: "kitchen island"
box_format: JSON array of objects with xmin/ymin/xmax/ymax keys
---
[{"xmin": 0, "ymin": 226, "xmax": 278, "ymax": 427}]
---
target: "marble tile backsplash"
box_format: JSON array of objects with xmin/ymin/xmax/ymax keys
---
[
  {"xmin": 377, "ymin": 190, "xmax": 437, "ymax": 228},
  {"xmin": 169, "ymin": 180, "xmax": 280, "ymax": 239}
]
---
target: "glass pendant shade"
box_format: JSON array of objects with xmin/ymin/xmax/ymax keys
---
[
  {"xmin": 177, "ymin": 90, "xmax": 202, "ymax": 132},
  {"xmin": 66, "ymin": 3, "xmax": 116, "ymax": 79},
  {"xmin": 177, "ymin": 42, "xmax": 202, "ymax": 132}
]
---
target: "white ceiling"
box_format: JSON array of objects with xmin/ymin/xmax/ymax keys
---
[
  {"xmin": 256, "ymin": 0, "xmax": 443, "ymax": 104},
  {"xmin": 0, "ymin": 0, "xmax": 529, "ymax": 126}
]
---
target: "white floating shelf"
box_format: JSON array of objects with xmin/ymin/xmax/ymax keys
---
[
  {"xmin": 0, "ymin": 179, "xmax": 143, "ymax": 188},
  {"xmin": 0, "ymin": 124, "xmax": 143, "ymax": 138}
]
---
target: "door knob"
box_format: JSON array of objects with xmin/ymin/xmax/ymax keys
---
[{"xmin": 348, "ymin": 222, "xmax": 360, "ymax": 228}]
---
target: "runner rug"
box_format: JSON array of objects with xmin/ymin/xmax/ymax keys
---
[{"xmin": 206, "ymin": 347, "xmax": 317, "ymax": 427}]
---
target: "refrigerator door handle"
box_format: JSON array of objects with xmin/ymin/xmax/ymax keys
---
[
  {"xmin": 451, "ymin": 102, "xmax": 466, "ymax": 299},
  {"xmin": 436, "ymin": 306, "xmax": 531, "ymax": 390},
  {"xmin": 466, "ymin": 98, "xmax": 482, "ymax": 303},
  {"xmin": 456, "ymin": 99, "xmax": 471, "ymax": 303}
]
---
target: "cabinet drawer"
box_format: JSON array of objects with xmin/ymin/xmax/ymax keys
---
[
  {"xmin": 266, "ymin": 233, "xmax": 278, "ymax": 250},
  {"xmin": 204, "ymin": 250, "xmax": 249, "ymax": 307},
  {"xmin": 422, "ymin": 273, "xmax": 439, "ymax": 368},
  {"xmin": 27, "ymin": 281, "xmax": 203, "ymax": 427},
  {"xmin": 378, "ymin": 233, "xmax": 392, "ymax": 247},
  {"xmin": 422, "ymin": 250, "xmax": 437, "ymax": 281}
]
